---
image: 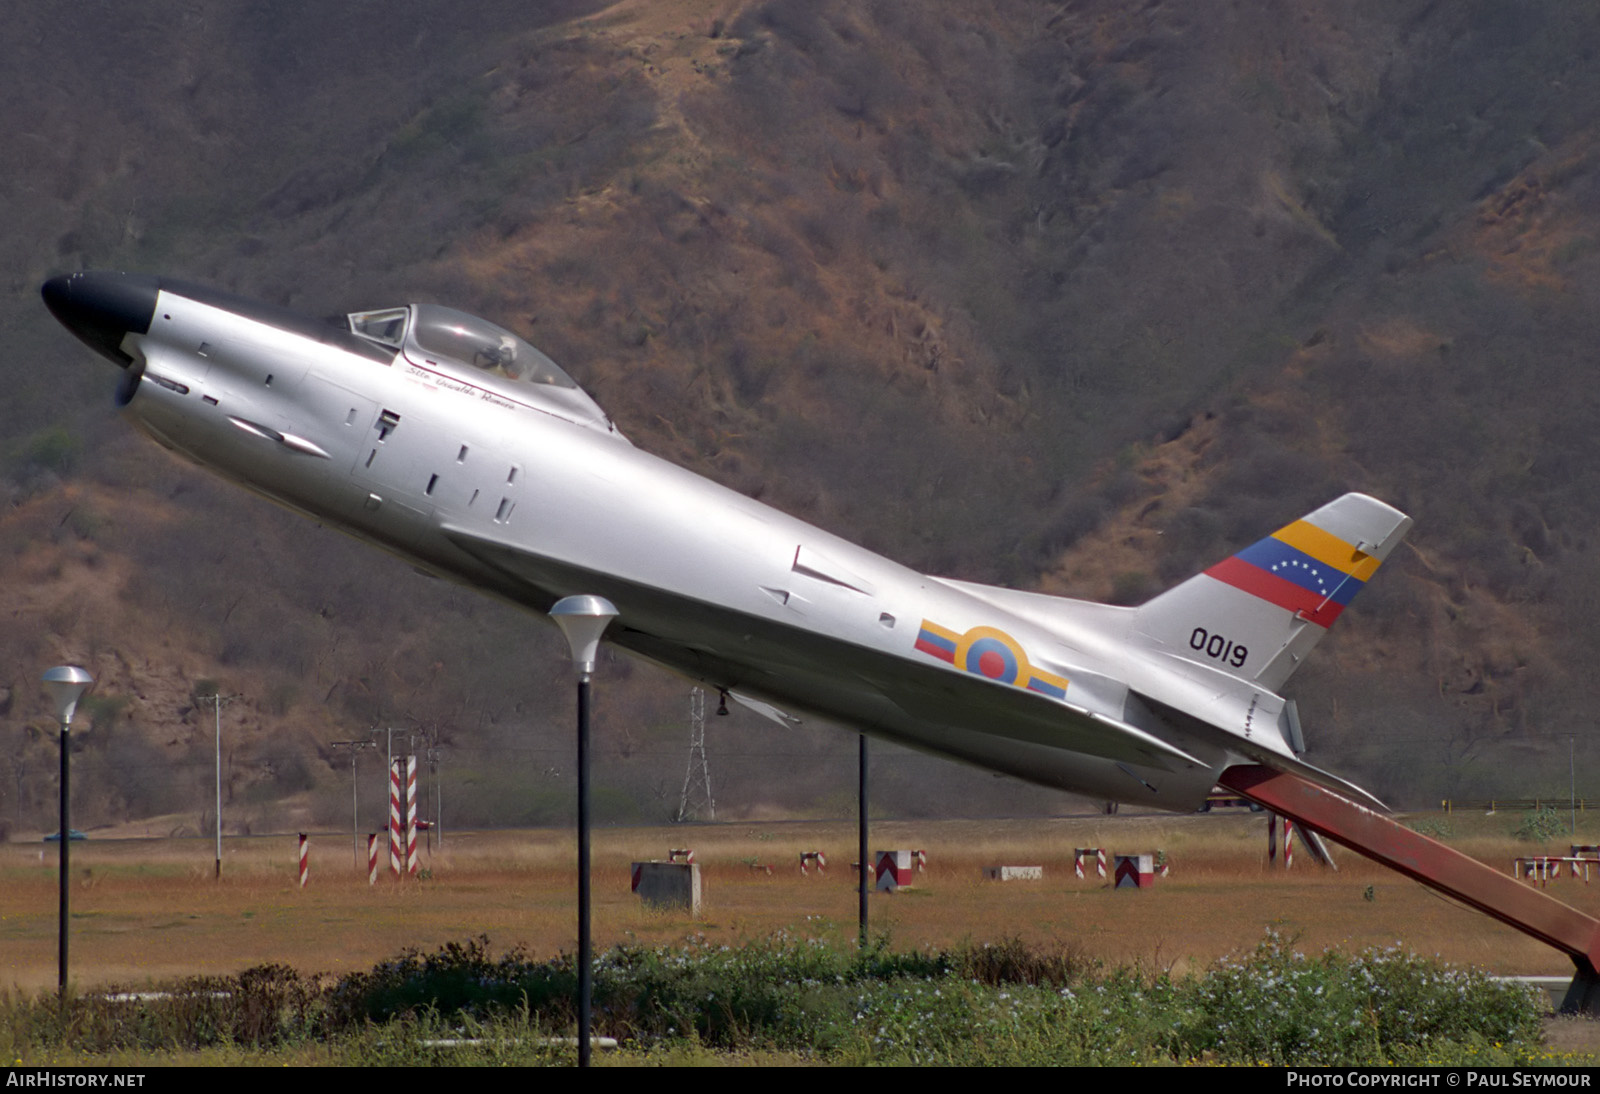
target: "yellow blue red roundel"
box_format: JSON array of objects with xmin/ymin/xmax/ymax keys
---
[{"xmin": 915, "ymin": 621, "xmax": 1068, "ymax": 699}]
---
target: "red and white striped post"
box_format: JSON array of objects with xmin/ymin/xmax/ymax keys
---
[
  {"xmin": 1074, "ymin": 847, "xmax": 1105, "ymax": 879},
  {"xmin": 799, "ymin": 851, "xmax": 827, "ymax": 874},
  {"xmin": 389, "ymin": 758, "xmax": 403, "ymax": 879},
  {"xmin": 367, "ymin": 833, "xmax": 379, "ymax": 886},
  {"xmin": 405, "ymin": 755, "xmax": 419, "ymax": 877},
  {"xmin": 1284, "ymin": 818, "xmax": 1296, "ymax": 870},
  {"xmin": 298, "ymin": 833, "xmax": 309, "ymax": 889},
  {"xmin": 668, "ymin": 848, "xmax": 695, "ymax": 864}
]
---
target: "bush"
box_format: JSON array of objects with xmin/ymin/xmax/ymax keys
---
[
  {"xmin": 318, "ymin": 933, "xmax": 1542, "ymax": 1065},
  {"xmin": 1168, "ymin": 933, "xmax": 1543, "ymax": 1065},
  {"xmin": 1, "ymin": 935, "xmax": 1548, "ymax": 1066},
  {"xmin": 1514, "ymin": 806, "xmax": 1567, "ymax": 842}
]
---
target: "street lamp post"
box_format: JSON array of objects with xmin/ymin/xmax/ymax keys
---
[
  {"xmin": 549, "ymin": 595, "xmax": 618, "ymax": 1070},
  {"xmin": 42, "ymin": 665, "xmax": 92, "ymax": 996},
  {"xmin": 859, "ymin": 734, "xmax": 869, "ymax": 947},
  {"xmin": 196, "ymin": 693, "xmax": 239, "ymax": 879}
]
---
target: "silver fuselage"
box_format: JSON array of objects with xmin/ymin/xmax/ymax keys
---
[{"xmin": 46, "ymin": 273, "xmax": 1298, "ymax": 813}]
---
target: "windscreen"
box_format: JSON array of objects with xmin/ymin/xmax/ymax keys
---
[
  {"xmin": 348, "ymin": 308, "xmax": 408, "ymax": 348},
  {"xmin": 410, "ymin": 305, "xmax": 579, "ymax": 390}
]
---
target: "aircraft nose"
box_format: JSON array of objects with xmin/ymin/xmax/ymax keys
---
[{"xmin": 41, "ymin": 271, "xmax": 159, "ymax": 368}]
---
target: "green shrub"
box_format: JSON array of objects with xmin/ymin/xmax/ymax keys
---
[
  {"xmin": 1514, "ymin": 806, "xmax": 1566, "ymax": 842},
  {"xmin": 1168, "ymin": 933, "xmax": 1543, "ymax": 1065},
  {"xmin": 1, "ymin": 935, "xmax": 1549, "ymax": 1066}
]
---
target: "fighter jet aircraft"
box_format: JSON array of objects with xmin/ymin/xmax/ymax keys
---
[{"xmin": 41, "ymin": 271, "xmax": 1410, "ymax": 813}]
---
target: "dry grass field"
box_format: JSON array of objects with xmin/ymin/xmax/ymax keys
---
[{"xmin": 6, "ymin": 808, "xmax": 1600, "ymax": 999}]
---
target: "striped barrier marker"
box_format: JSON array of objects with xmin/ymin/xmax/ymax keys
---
[
  {"xmin": 1074, "ymin": 847, "xmax": 1107, "ymax": 880},
  {"xmin": 389, "ymin": 759, "xmax": 403, "ymax": 878},
  {"xmin": 799, "ymin": 851, "xmax": 826, "ymax": 875},
  {"xmin": 1114, "ymin": 854, "xmax": 1153, "ymax": 889},
  {"xmin": 668, "ymin": 848, "xmax": 695, "ymax": 864},
  {"xmin": 1515, "ymin": 857, "xmax": 1562, "ymax": 886},
  {"xmin": 367, "ymin": 833, "xmax": 379, "ymax": 886},
  {"xmin": 405, "ymin": 755, "xmax": 419, "ymax": 877},
  {"xmin": 298, "ymin": 833, "xmax": 309, "ymax": 889},
  {"xmin": 876, "ymin": 850, "xmax": 913, "ymax": 893},
  {"xmin": 1284, "ymin": 819, "xmax": 1296, "ymax": 870}
]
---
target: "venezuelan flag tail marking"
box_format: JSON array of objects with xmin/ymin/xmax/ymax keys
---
[
  {"xmin": 1205, "ymin": 519, "xmax": 1372, "ymax": 628},
  {"xmin": 1132, "ymin": 494, "xmax": 1412, "ymax": 690}
]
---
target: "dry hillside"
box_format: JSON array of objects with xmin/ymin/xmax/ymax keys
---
[{"xmin": 5, "ymin": 0, "xmax": 1600, "ymax": 832}]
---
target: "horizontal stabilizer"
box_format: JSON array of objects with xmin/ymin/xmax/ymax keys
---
[
  {"xmin": 1208, "ymin": 723, "xmax": 1390, "ymax": 813},
  {"xmin": 1127, "ymin": 683, "xmax": 1388, "ymax": 811}
]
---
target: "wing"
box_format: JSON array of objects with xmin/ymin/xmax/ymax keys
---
[{"xmin": 441, "ymin": 523, "xmax": 1208, "ymax": 773}]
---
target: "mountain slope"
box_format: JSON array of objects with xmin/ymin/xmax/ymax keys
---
[{"xmin": 7, "ymin": 0, "xmax": 1600, "ymax": 828}]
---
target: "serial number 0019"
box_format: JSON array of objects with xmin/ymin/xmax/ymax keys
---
[{"xmin": 1190, "ymin": 627, "xmax": 1248, "ymax": 668}]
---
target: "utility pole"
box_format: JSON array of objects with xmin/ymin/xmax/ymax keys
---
[
  {"xmin": 332, "ymin": 740, "xmax": 376, "ymax": 867},
  {"xmin": 373, "ymin": 726, "xmax": 411, "ymax": 815},
  {"xmin": 195, "ymin": 692, "xmax": 242, "ymax": 879},
  {"xmin": 424, "ymin": 740, "xmax": 445, "ymax": 852}
]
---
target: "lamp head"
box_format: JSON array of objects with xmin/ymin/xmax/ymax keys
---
[
  {"xmin": 42, "ymin": 665, "xmax": 93, "ymax": 728},
  {"xmin": 549, "ymin": 596, "xmax": 618, "ymax": 675}
]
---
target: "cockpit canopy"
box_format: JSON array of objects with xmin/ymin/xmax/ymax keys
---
[{"xmin": 348, "ymin": 304, "xmax": 612, "ymax": 431}]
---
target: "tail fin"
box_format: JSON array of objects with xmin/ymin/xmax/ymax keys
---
[{"xmin": 1131, "ymin": 493, "xmax": 1411, "ymax": 690}]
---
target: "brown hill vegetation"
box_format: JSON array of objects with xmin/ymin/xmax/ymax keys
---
[{"xmin": 6, "ymin": 0, "xmax": 1600, "ymax": 832}]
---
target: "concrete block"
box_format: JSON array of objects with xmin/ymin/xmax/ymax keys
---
[{"xmin": 631, "ymin": 860, "xmax": 702, "ymax": 915}]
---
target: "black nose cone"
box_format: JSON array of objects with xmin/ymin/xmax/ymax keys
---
[{"xmin": 42, "ymin": 272, "xmax": 160, "ymax": 368}]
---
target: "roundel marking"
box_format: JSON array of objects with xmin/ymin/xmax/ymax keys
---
[
  {"xmin": 914, "ymin": 618, "xmax": 1071, "ymax": 699},
  {"xmin": 955, "ymin": 628, "xmax": 1023, "ymax": 686}
]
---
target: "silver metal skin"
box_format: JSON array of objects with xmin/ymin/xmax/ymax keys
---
[{"xmin": 42, "ymin": 272, "xmax": 1414, "ymax": 814}]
